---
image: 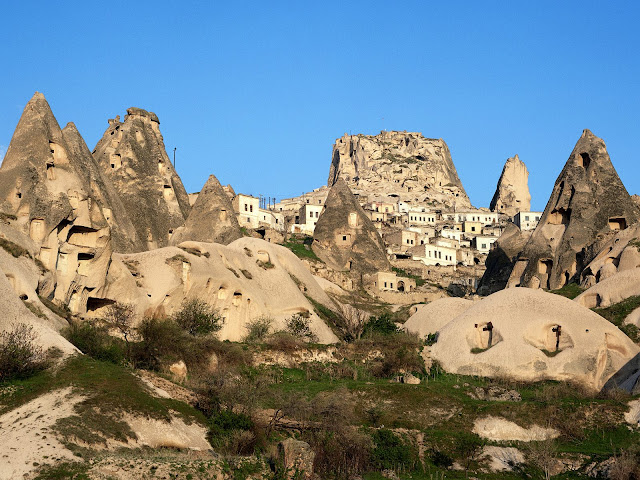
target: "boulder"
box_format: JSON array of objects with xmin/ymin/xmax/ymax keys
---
[
  {"xmin": 277, "ymin": 438, "xmax": 315, "ymax": 479},
  {"xmin": 328, "ymin": 131, "xmax": 470, "ymax": 208},
  {"xmin": 169, "ymin": 360, "xmax": 187, "ymax": 383},
  {"xmin": 170, "ymin": 174, "xmax": 242, "ymax": 246},
  {"xmin": 506, "ymin": 130, "xmax": 639, "ymax": 290},
  {"xmin": 574, "ymin": 268, "xmax": 640, "ymax": 308},
  {"xmin": 312, "ymin": 178, "xmax": 390, "ymax": 276},
  {"xmin": 404, "ymin": 297, "xmax": 473, "ymax": 337},
  {"xmin": 93, "ymin": 107, "xmax": 190, "ymax": 251},
  {"xmin": 430, "ymin": 288, "xmax": 640, "ymax": 391},
  {"xmin": 473, "ymin": 416, "xmax": 559, "ymax": 442},
  {"xmin": 490, "ymin": 154, "xmax": 531, "ymax": 217}
]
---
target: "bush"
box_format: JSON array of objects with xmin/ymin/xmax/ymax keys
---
[
  {"xmin": 173, "ymin": 299, "xmax": 223, "ymax": 336},
  {"xmin": 371, "ymin": 428, "xmax": 417, "ymax": 471},
  {"xmin": 133, "ymin": 317, "xmax": 184, "ymax": 370},
  {"xmin": 64, "ymin": 321, "xmax": 125, "ymax": 364},
  {"xmin": 311, "ymin": 428, "xmax": 373, "ymax": 479},
  {"xmin": 0, "ymin": 323, "xmax": 48, "ymax": 381},
  {"xmin": 243, "ymin": 316, "xmax": 273, "ymax": 343},
  {"xmin": 265, "ymin": 332, "xmax": 303, "ymax": 352},
  {"xmin": 285, "ymin": 313, "xmax": 317, "ymax": 342},
  {"xmin": 363, "ymin": 313, "xmax": 399, "ymax": 337}
]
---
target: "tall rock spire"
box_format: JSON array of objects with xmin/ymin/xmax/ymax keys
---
[
  {"xmin": 489, "ymin": 154, "xmax": 531, "ymax": 217},
  {"xmin": 508, "ymin": 129, "xmax": 639, "ymax": 290},
  {"xmin": 93, "ymin": 107, "xmax": 190, "ymax": 250}
]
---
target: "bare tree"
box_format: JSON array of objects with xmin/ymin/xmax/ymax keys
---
[
  {"xmin": 340, "ymin": 304, "xmax": 370, "ymax": 341},
  {"xmin": 527, "ymin": 440, "xmax": 557, "ymax": 480},
  {"xmin": 105, "ymin": 302, "xmax": 136, "ymax": 358}
]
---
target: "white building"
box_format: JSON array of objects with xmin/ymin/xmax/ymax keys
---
[
  {"xmin": 410, "ymin": 243, "xmax": 457, "ymax": 266},
  {"xmin": 441, "ymin": 229, "xmax": 462, "ymax": 242},
  {"xmin": 291, "ymin": 203, "xmax": 324, "ymax": 235},
  {"xmin": 514, "ymin": 211, "xmax": 542, "ymax": 231},
  {"xmin": 473, "ymin": 235, "xmax": 498, "ymax": 253},
  {"xmin": 451, "ymin": 211, "xmax": 499, "ymax": 225},
  {"xmin": 258, "ymin": 209, "xmax": 285, "ymax": 232},
  {"xmin": 232, "ymin": 194, "xmax": 261, "ymax": 229},
  {"xmin": 406, "ymin": 209, "xmax": 436, "ymax": 225}
]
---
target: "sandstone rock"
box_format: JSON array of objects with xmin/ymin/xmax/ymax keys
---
[
  {"xmin": 574, "ymin": 268, "xmax": 640, "ymax": 309},
  {"xmin": 632, "ymin": 194, "xmax": 640, "ymax": 210},
  {"xmin": 477, "ymin": 223, "xmax": 531, "ymax": 295},
  {"xmin": 392, "ymin": 372, "xmax": 421, "ymax": 384},
  {"xmin": 169, "ymin": 360, "xmax": 187, "ymax": 383},
  {"xmin": 328, "ymin": 131, "xmax": 470, "ymax": 208},
  {"xmin": 0, "ymin": 93, "xmax": 122, "ymax": 312},
  {"xmin": 93, "ymin": 107, "xmax": 190, "ymax": 251},
  {"xmin": 277, "ymin": 438, "xmax": 315, "ymax": 479},
  {"xmin": 473, "ymin": 416, "xmax": 559, "ymax": 442},
  {"xmin": 481, "ymin": 446, "xmax": 524, "ymax": 472},
  {"xmin": 170, "ymin": 175, "xmax": 242, "ymax": 246},
  {"xmin": 430, "ymin": 288, "xmax": 640, "ymax": 391},
  {"xmin": 403, "ymin": 297, "xmax": 472, "ymax": 337},
  {"xmin": 580, "ymin": 222, "xmax": 640, "ymax": 283},
  {"xmin": 507, "ymin": 130, "xmax": 639, "ymax": 290},
  {"xmin": 468, "ymin": 386, "xmax": 522, "ymax": 402},
  {"xmin": 490, "ymin": 154, "xmax": 531, "ymax": 217},
  {"xmin": 625, "ymin": 398, "xmax": 640, "ymax": 427},
  {"xmin": 312, "ymin": 178, "xmax": 390, "ymax": 276}
]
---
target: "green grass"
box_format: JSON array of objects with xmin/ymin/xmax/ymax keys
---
[
  {"xmin": 593, "ymin": 295, "xmax": 640, "ymax": 342},
  {"xmin": 282, "ymin": 235, "xmax": 321, "ymax": 262},
  {"xmin": 550, "ymin": 282, "xmax": 584, "ymax": 299},
  {"xmin": 392, "ymin": 267, "xmax": 426, "ymax": 287}
]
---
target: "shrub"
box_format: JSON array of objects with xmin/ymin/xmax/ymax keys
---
[
  {"xmin": 134, "ymin": 317, "xmax": 184, "ymax": 370},
  {"xmin": 285, "ymin": 313, "xmax": 317, "ymax": 342},
  {"xmin": 243, "ymin": 315, "xmax": 273, "ymax": 343},
  {"xmin": 311, "ymin": 428, "xmax": 372, "ymax": 479},
  {"xmin": 104, "ymin": 302, "xmax": 135, "ymax": 357},
  {"xmin": 173, "ymin": 299, "xmax": 223, "ymax": 336},
  {"xmin": 371, "ymin": 428, "xmax": 417, "ymax": 471},
  {"xmin": 0, "ymin": 323, "xmax": 48, "ymax": 381},
  {"xmin": 265, "ymin": 332, "xmax": 303, "ymax": 352},
  {"xmin": 64, "ymin": 321, "xmax": 125, "ymax": 364},
  {"xmin": 363, "ymin": 313, "xmax": 399, "ymax": 337}
]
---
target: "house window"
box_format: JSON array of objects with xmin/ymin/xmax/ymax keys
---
[
  {"xmin": 244, "ymin": 204, "xmax": 248, "ymax": 212},
  {"xmin": 250, "ymin": 205, "xmax": 253, "ymax": 213},
  {"xmin": 384, "ymin": 282, "xmax": 387, "ymax": 288},
  {"xmin": 342, "ymin": 235, "xmax": 347, "ymax": 241},
  {"xmin": 525, "ymin": 216, "xmax": 530, "ymax": 221},
  {"xmin": 482, "ymin": 244, "xmax": 487, "ymax": 249},
  {"xmin": 247, "ymin": 217, "xmax": 251, "ymax": 223},
  {"xmin": 309, "ymin": 211, "xmax": 313, "ymax": 218},
  {"xmin": 390, "ymin": 283, "xmax": 394, "ymax": 288},
  {"xmin": 471, "ymin": 227, "xmax": 476, "ymax": 232},
  {"xmin": 315, "ymin": 211, "xmax": 319, "ymax": 218}
]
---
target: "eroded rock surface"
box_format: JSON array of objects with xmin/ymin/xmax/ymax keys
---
[{"xmin": 490, "ymin": 154, "xmax": 531, "ymax": 217}]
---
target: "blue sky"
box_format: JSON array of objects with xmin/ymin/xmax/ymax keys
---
[{"xmin": 0, "ymin": 1, "xmax": 638, "ymax": 211}]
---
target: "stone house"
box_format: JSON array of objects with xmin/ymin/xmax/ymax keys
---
[
  {"xmin": 259, "ymin": 209, "xmax": 285, "ymax": 232},
  {"xmin": 473, "ymin": 235, "xmax": 498, "ymax": 253},
  {"xmin": 513, "ymin": 211, "xmax": 542, "ymax": 231},
  {"xmin": 373, "ymin": 271, "xmax": 416, "ymax": 292},
  {"xmin": 291, "ymin": 203, "xmax": 324, "ymax": 235},
  {"xmin": 463, "ymin": 221, "xmax": 483, "ymax": 234},
  {"xmin": 232, "ymin": 194, "xmax": 261, "ymax": 229},
  {"xmin": 410, "ymin": 243, "xmax": 457, "ymax": 266}
]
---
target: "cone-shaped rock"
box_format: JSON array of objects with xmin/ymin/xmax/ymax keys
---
[
  {"xmin": 0, "ymin": 93, "xmax": 116, "ymax": 312},
  {"xmin": 490, "ymin": 154, "xmax": 531, "ymax": 217},
  {"xmin": 93, "ymin": 107, "xmax": 190, "ymax": 250},
  {"xmin": 508, "ymin": 129, "xmax": 640, "ymax": 290},
  {"xmin": 170, "ymin": 174, "xmax": 242, "ymax": 246},
  {"xmin": 312, "ymin": 178, "xmax": 390, "ymax": 275}
]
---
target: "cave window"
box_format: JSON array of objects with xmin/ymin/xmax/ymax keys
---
[
  {"xmin": 16, "ymin": 192, "xmax": 21, "ymax": 199},
  {"xmin": 46, "ymin": 162, "xmax": 56, "ymax": 180},
  {"xmin": 578, "ymin": 152, "xmax": 591, "ymax": 169},
  {"xmin": 608, "ymin": 217, "xmax": 627, "ymax": 230}
]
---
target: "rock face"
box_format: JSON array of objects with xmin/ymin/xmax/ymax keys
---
[
  {"xmin": 93, "ymin": 108, "xmax": 190, "ymax": 251},
  {"xmin": 507, "ymin": 130, "xmax": 639, "ymax": 290},
  {"xmin": 0, "ymin": 93, "xmax": 122, "ymax": 312},
  {"xmin": 477, "ymin": 223, "xmax": 531, "ymax": 295},
  {"xmin": 489, "ymin": 154, "xmax": 531, "ymax": 217},
  {"xmin": 328, "ymin": 131, "xmax": 470, "ymax": 208},
  {"xmin": 431, "ymin": 288, "xmax": 640, "ymax": 391},
  {"xmin": 312, "ymin": 179, "xmax": 390, "ymax": 276},
  {"xmin": 170, "ymin": 175, "xmax": 242, "ymax": 246}
]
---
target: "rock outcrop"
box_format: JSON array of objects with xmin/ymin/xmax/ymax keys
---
[
  {"xmin": 93, "ymin": 108, "xmax": 190, "ymax": 251},
  {"xmin": 506, "ymin": 130, "xmax": 639, "ymax": 290},
  {"xmin": 312, "ymin": 179, "xmax": 390, "ymax": 276},
  {"xmin": 489, "ymin": 154, "xmax": 531, "ymax": 217},
  {"xmin": 404, "ymin": 297, "xmax": 473, "ymax": 337},
  {"xmin": 0, "ymin": 93, "xmax": 121, "ymax": 312},
  {"xmin": 170, "ymin": 175, "xmax": 242, "ymax": 246},
  {"xmin": 328, "ymin": 131, "xmax": 470, "ymax": 208},
  {"xmin": 431, "ymin": 288, "xmax": 640, "ymax": 391},
  {"xmin": 477, "ymin": 223, "xmax": 531, "ymax": 295}
]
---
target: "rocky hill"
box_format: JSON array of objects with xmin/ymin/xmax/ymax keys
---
[
  {"xmin": 328, "ymin": 131, "xmax": 470, "ymax": 208},
  {"xmin": 490, "ymin": 154, "xmax": 531, "ymax": 217}
]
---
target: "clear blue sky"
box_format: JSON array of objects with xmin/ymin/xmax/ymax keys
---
[{"xmin": 1, "ymin": 1, "xmax": 638, "ymax": 211}]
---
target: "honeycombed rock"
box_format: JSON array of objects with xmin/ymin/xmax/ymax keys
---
[
  {"xmin": 312, "ymin": 178, "xmax": 390, "ymax": 276},
  {"xmin": 507, "ymin": 129, "xmax": 639, "ymax": 290},
  {"xmin": 489, "ymin": 154, "xmax": 531, "ymax": 217},
  {"xmin": 0, "ymin": 92, "xmax": 121, "ymax": 312},
  {"xmin": 170, "ymin": 175, "xmax": 242, "ymax": 246},
  {"xmin": 93, "ymin": 107, "xmax": 190, "ymax": 251},
  {"xmin": 328, "ymin": 131, "xmax": 470, "ymax": 208}
]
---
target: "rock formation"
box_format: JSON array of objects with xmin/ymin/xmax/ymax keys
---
[
  {"xmin": 489, "ymin": 154, "xmax": 531, "ymax": 217},
  {"xmin": 0, "ymin": 93, "xmax": 121, "ymax": 312},
  {"xmin": 93, "ymin": 238, "xmax": 339, "ymax": 344},
  {"xmin": 312, "ymin": 179, "xmax": 390, "ymax": 276},
  {"xmin": 431, "ymin": 288, "xmax": 640, "ymax": 391},
  {"xmin": 93, "ymin": 107, "xmax": 190, "ymax": 251},
  {"xmin": 404, "ymin": 297, "xmax": 473, "ymax": 337},
  {"xmin": 328, "ymin": 131, "xmax": 470, "ymax": 208},
  {"xmin": 170, "ymin": 175, "xmax": 242, "ymax": 246},
  {"xmin": 507, "ymin": 129, "xmax": 639, "ymax": 290},
  {"xmin": 477, "ymin": 223, "xmax": 531, "ymax": 295},
  {"xmin": 632, "ymin": 194, "xmax": 640, "ymax": 210}
]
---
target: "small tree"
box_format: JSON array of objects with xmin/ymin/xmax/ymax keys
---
[
  {"xmin": 0, "ymin": 323, "xmax": 47, "ymax": 381},
  {"xmin": 340, "ymin": 304, "xmax": 369, "ymax": 341},
  {"xmin": 286, "ymin": 313, "xmax": 317, "ymax": 342},
  {"xmin": 105, "ymin": 302, "xmax": 136, "ymax": 358},
  {"xmin": 173, "ymin": 299, "xmax": 223, "ymax": 336},
  {"xmin": 243, "ymin": 315, "xmax": 273, "ymax": 343},
  {"xmin": 527, "ymin": 440, "xmax": 557, "ymax": 480}
]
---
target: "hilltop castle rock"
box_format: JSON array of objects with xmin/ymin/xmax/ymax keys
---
[
  {"xmin": 328, "ymin": 131, "xmax": 470, "ymax": 208},
  {"xmin": 93, "ymin": 107, "xmax": 191, "ymax": 251},
  {"xmin": 0, "ymin": 93, "xmax": 120, "ymax": 312},
  {"xmin": 312, "ymin": 178, "xmax": 390, "ymax": 276},
  {"xmin": 490, "ymin": 154, "xmax": 531, "ymax": 217},
  {"xmin": 507, "ymin": 129, "xmax": 639, "ymax": 290},
  {"xmin": 170, "ymin": 174, "xmax": 242, "ymax": 246}
]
